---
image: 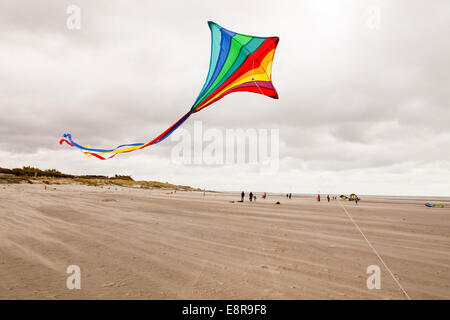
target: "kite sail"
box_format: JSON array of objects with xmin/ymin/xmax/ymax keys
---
[
  {"xmin": 425, "ymin": 202, "xmax": 444, "ymax": 208},
  {"xmin": 60, "ymin": 21, "xmax": 279, "ymax": 159},
  {"xmin": 340, "ymin": 194, "xmax": 360, "ymax": 201}
]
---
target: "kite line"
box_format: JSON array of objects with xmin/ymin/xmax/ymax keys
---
[{"xmin": 338, "ymin": 201, "xmax": 411, "ymax": 300}]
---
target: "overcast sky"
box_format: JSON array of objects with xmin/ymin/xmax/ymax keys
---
[{"xmin": 0, "ymin": 0, "xmax": 449, "ymax": 196}]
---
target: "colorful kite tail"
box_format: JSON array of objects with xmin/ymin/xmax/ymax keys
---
[{"xmin": 59, "ymin": 111, "xmax": 192, "ymax": 160}]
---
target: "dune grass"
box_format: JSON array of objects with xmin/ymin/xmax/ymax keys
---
[{"xmin": 0, "ymin": 167, "xmax": 201, "ymax": 191}]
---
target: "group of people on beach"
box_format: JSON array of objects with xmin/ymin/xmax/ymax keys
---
[
  {"xmin": 241, "ymin": 191, "xmax": 257, "ymax": 202},
  {"xmin": 317, "ymin": 194, "xmax": 358, "ymax": 203},
  {"xmin": 317, "ymin": 194, "xmax": 333, "ymax": 202},
  {"xmin": 238, "ymin": 192, "xmax": 359, "ymax": 204},
  {"xmin": 241, "ymin": 191, "xmax": 268, "ymax": 202}
]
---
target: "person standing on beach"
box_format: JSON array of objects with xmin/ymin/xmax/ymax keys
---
[
  {"xmin": 317, "ymin": 194, "xmax": 321, "ymax": 202},
  {"xmin": 327, "ymin": 195, "xmax": 330, "ymax": 202},
  {"xmin": 241, "ymin": 191, "xmax": 245, "ymax": 202},
  {"xmin": 249, "ymin": 192, "xmax": 253, "ymax": 202},
  {"xmin": 289, "ymin": 193, "xmax": 292, "ymax": 199}
]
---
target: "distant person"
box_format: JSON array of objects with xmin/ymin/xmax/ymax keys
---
[
  {"xmin": 317, "ymin": 194, "xmax": 321, "ymax": 202},
  {"xmin": 286, "ymin": 193, "xmax": 289, "ymax": 198},
  {"xmin": 249, "ymin": 192, "xmax": 253, "ymax": 202},
  {"xmin": 327, "ymin": 195, "xmax": 330, "ymax": 202},
  {"xmin": 289, "ymin": 193, "xmax": 292, "ymax": 199},
  {"xmin": 263, "ymin": 192, "xmax": 267, "ymax": 199},
  {"xmin": 241, "ymin": 191, "xmax": 245, "ymax": 202},
  {"xmin": 253, "ymin": 195, "xmax": 257, "ymax": 202},
  {"xmin": 355, "ymin": 198, "xmax": 359, "ymax": 204}
]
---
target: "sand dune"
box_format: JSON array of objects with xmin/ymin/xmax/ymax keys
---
[{"xmin": 0, "ymin": 184, "xmax": 449, "ymax": 299}]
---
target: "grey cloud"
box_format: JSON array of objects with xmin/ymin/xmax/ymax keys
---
[{"xmin": 0, "ymin": 0, "xmax": 449, "ymax": 195}]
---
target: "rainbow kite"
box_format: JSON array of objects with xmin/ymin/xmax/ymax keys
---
[{"xmin": 60, "ymin": 21, "xmax": 279, "ymax": 159}]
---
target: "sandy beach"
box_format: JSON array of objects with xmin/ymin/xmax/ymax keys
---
[{"xmin": 0, "ymin": 184, "xmax": 449, "ymax": 299}]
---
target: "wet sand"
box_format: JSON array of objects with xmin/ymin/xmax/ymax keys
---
[{"xmin": 0, "ymin": 184, "xmax": 449, "ymax": 299}]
